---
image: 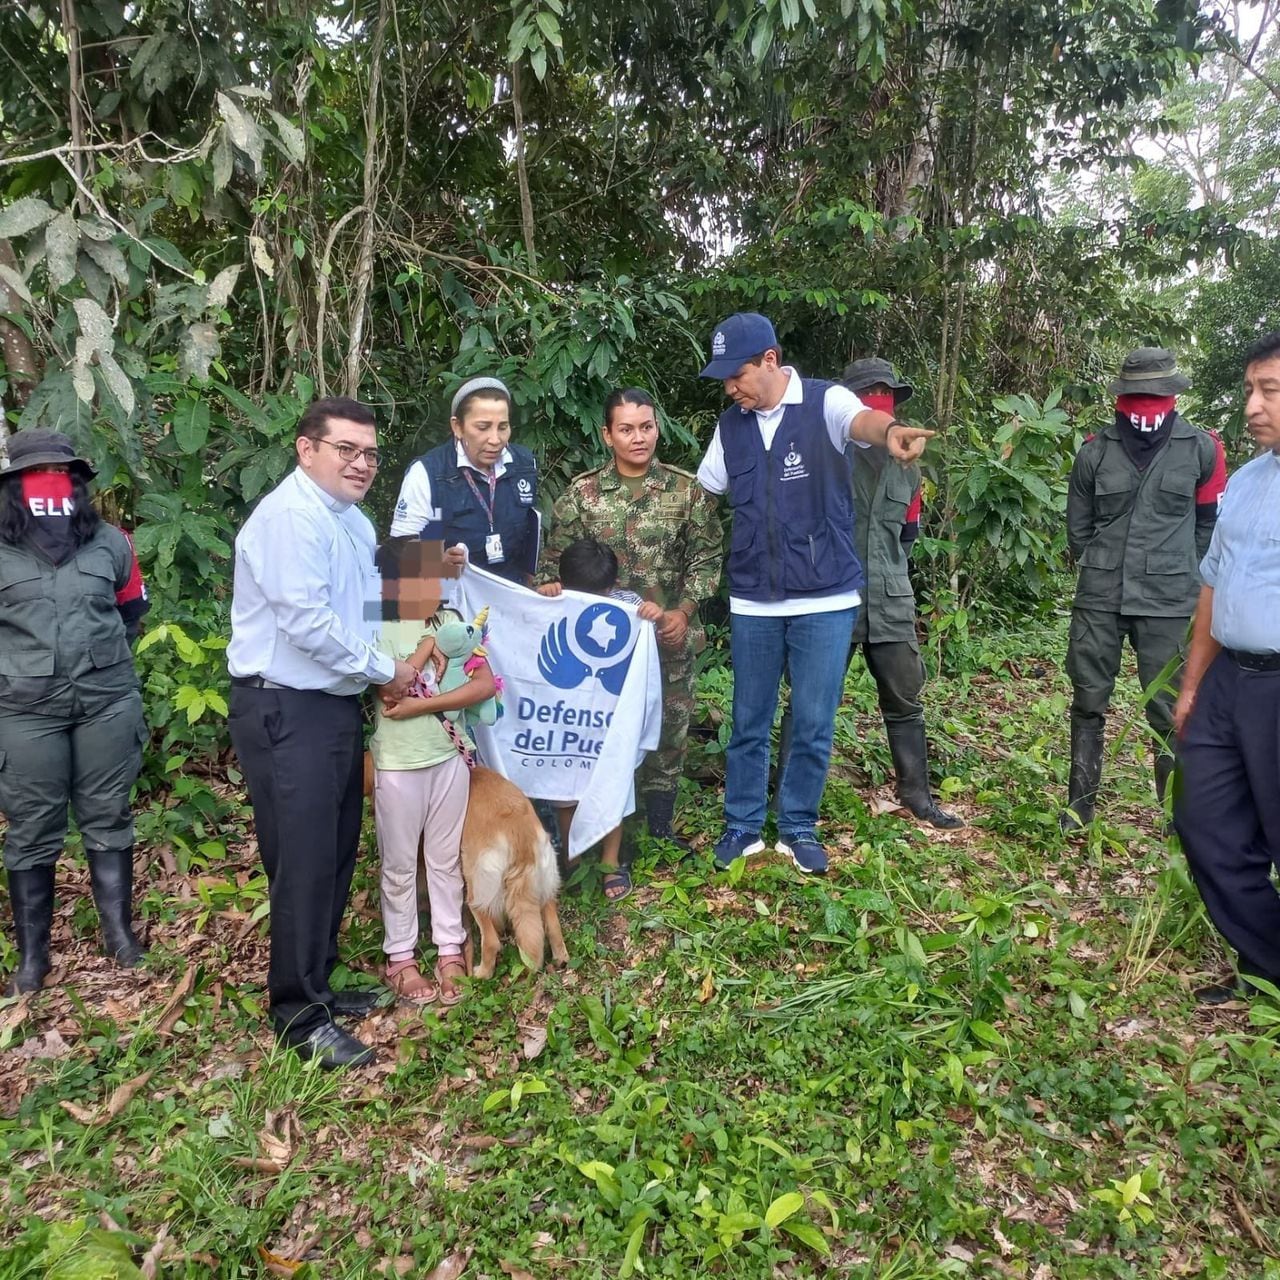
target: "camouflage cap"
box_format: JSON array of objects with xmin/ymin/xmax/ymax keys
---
[
  {"xmin": 841, "ymin": 356, "xmax": 913, "ymax": 404},
  {"xmin": 1108, "ymin": 347, "xmax": 1191, "ymax": 397}
]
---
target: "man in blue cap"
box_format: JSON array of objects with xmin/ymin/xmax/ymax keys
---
[{"xmin": 696, "ymin": 312, "xmax": 933, "ymax": 874}]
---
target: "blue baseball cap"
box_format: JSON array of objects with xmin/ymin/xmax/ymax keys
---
[{"xmin": 699, "ymin": 312, "xmax": 779, "ymax": 379}]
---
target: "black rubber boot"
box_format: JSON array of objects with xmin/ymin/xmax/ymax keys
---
[
  {"xmin": 87, "ymin": 849, "xmax": 145, "ymax": 967},
  {"xmin": 7, "ymin": 865, "xmax": 55, "ymax": 995},
  {"xmin": 644, "ymin": 790, "xmax": 693, "ymax": 855},
  {"xmin": 885, "ymin": 721, "xmax": 963, "ymax": 830},
  {"xmin": 1060, "ymin": 716, "xmax": 1106, "ymax": 833}
]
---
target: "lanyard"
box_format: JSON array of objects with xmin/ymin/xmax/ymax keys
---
[{"xmin": 461, "ymin": 467, "xmax": 498, "ymax": 533}]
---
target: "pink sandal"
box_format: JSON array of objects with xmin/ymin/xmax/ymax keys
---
[
  {"xmin": 384, "ymin": 961, "xmax": 439, "ymax": 1004},
  {"xmin": 435, "ymin": 955, "xmax": 468, "ymax": 1007}
]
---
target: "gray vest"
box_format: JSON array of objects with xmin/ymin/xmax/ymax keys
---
[
  {"xmin": 853, "ymin": 448, "xmax": 920, "ymax": 644},
  {"xmin": 1069, "ymin": 417, "xmax": 1216, "ymax": 617}
]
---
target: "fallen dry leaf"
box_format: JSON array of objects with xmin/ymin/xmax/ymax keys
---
[
  {"xmin": 61, "ymin": 1070, "xmax": 153, "ymax": 1127},
  {"xmin": 60, "ymin": 1100, "xmax": 100, "ymax": 1125},
  {"xmin": 499, "ymin": 1262, "xmax": 536, "ymax": 1280},
  {"xmin": 156, "ymin": 967, "xmax": 197, "ymax": 1036},
  {"xmin": 424, "ymin": 1249, "xmax": 472, "ymax": 1280},
  {"xmin": 104, "ymin": 997, "xmax": 135, "ymax": 1024},
  {"xmin": 139, "ymin": 1225, "xmax": 170, "ymax": 1279},
  {"xmin": 8, "ymin": 1027, "xmax": 72, "ymax": 1061},
  {"xmin": 521, "ymin": 1025, "xmax": 548, "ymax": 1060},
  {"xmin": 376, "ymin": 1258, "xmax": 415, "ymax": 1277},
  {"xmin": 105, "ymin": 1070, "xmax": 154, "ymax": 1120},
  {"xmin": 0, "ymin": 994, "xmax": 33, "ymax": 1037},
  {"xmin": 991, "ymin": 1224, "xmax": 1016, "ymax": 1256},
  {"xmin": 869, "ymin": 794, "xmax": 905, "ymax": 817},
  {"xmin": 258, "ymin": 1126, "xmax": 292, "ymax": 1165},
  {"xmin": 231, "ymin": 1157, "xmax": 284, "ymax": 1174},
  {"xmin": 257, "ymin": 1246, "xmax": 304, "ymax": 1277},
  {"xmin": 697, "ymin": 970, "xmax": 716, "ymax": 1003}
]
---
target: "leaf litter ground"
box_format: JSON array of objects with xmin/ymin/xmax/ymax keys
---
[{"xmin": 2, "ymin": 620, "xmax": 1277, "ymax": 1279}]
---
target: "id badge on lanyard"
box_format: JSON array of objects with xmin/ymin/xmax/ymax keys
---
[{"xmin": 464, "ymin": 468, "xmax": 505, "ymax": 564}]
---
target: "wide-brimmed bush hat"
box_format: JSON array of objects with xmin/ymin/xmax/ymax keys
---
[
  {"xmin": 1108, "ymin": 347, "xmax": 1191, "ymax": 397},
  {"xmin": 842, "ymin": 357, "xmax": 914, "ymax": 405},
  {"xmin": 0, "ymin": 430, "xmax": 96, "ymax": 479}
]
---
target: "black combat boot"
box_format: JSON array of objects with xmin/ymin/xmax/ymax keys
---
[
  {"xmin": 7, "ymin": 865, "xmax": 55, "ymax": 994},
  {"xmin": 885, "ymin": 721, "xmax": 963, "ymax": 829},
  {"xmin": 1060, "ymin": 716, "xmax": 1106, "ymax": 833},
  {"xmin": 644, "ymin": 790, "xmax": 693, "ymax": 855},
  {"xmin": 87, "ymin": 849, "xmax": 145, "ymax": 967}
]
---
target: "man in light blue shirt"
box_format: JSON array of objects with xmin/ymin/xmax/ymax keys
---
[
  {"xmin": 1173, "ymin": 330, "xmax": 1280, "ymax": 1003},
  {"xmin": 228, "ymin": 396, "xmax": 415, "ymax": 1068}
]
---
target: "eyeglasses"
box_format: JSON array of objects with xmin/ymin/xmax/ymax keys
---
[{"xmin": 312, "ymin": 438, "xmax": 381, "ymax": 467}]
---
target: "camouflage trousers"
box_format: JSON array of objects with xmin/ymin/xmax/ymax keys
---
[{"xmin": 638, "ymin": 641, "xmax": 696, "ymax": 796}]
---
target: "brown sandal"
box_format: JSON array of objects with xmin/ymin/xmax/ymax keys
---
[
  {"xmin": 384, "ymin": 961, "xmax": 438, "ymax": 1004},
  {"xmin": 435, "ymin": 955, "xmax": 468, "ymax": 1007}
]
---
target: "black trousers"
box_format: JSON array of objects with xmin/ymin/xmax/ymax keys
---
[
  {"xmin": 1174, "ymin": 651, "xmax": 1280, "ymax": 982},
  {"xmin": 857, "ymin": 639, "xmax": 925, "ymax": 726},
  {"xmin": 229, "ymin": 685, "xmax": 365, "ymax": 1036}
]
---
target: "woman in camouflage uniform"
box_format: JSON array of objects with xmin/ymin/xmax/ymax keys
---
[{"xmin": 537, "ymin": 389, "xmax": 724, "ymax": 853}]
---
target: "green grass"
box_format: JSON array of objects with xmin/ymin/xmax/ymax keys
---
[{"xmin": 2, "ymin": 617, "xmax": 1278, "ymax": 1279}]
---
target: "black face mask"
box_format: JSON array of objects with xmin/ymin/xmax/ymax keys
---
[
  {"xmin": 1114, "ymin": 408, "xmax": 1176, "ymax": 471},
  {"xmin": 21, "ymin": 470, "xmax": 78, "ymax": 563}
]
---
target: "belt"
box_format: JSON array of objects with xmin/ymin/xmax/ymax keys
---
[
  {"xmin": 1224, "ymin": 648, "xmax": 1280, "ymax": 672},
  {"xmin": 230, "ymin": 675, "xmax": 294, "ymax": 690}
]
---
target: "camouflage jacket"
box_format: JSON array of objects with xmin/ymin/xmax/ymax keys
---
[{"xmin": 537, "ymin": 460, "xmax": 724, "ymax": 653}]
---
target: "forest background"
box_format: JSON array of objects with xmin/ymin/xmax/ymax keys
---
[{"xmin": 3, "ymin": 0, "xmax": 1280, "ymax": 1276}]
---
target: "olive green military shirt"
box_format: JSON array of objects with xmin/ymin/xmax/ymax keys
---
[
  {"xmin": 853, "ymin": 447, "xmax": 921, "ymax": 644},
  {"xmin": 0, "ymin": 524, "xmax": 140, "ymax": 716},
  {"xmin": 1067, "ymin": 415, "xmax": 1220, "ymax": 617},
  {"xmin": 536, "ymin": 459, "xmax": 724, "ymax": 653}
]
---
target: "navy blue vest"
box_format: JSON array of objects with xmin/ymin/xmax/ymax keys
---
[
  {"xmin": 722, "ymin": 379, "xmax": 863, "ymax": 602},
  {"xmin": 420, "ymin": 441, "xmax": 539, "ymax": 582}
]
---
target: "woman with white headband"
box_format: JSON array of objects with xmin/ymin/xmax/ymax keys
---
[{"xmin": 390, "ymin": 376, "xmax": 540, "ymax": 583}]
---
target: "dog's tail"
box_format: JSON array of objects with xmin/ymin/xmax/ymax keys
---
[{"xmin": 506, "ymin": 824, "xmax": 559, "ymax": 970}]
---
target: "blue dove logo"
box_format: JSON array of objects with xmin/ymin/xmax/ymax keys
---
[{"xmin": 538, "ymin": 601, "xmax": 636, "ymax": 694}]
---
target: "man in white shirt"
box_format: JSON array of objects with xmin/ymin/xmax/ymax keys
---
[
  {"xmin": 1173, "ymin": 330, "xmax": 1280, "ymax": 1003},
  {"xmin": 696, "ymin": 312, "xmax": 932, "ymax": 875},
  {"xmin": 228, "ymin": 396, "xmax": 415, "ymax": 1068}
]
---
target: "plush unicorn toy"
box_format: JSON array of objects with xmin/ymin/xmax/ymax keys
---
[{"xmin": 433, "ymin": 606, "xmax": 502, "ymax": 727}]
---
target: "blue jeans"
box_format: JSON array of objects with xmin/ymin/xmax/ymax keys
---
[{"xmin": 724, "ymin": 608, "xmax": 857, "ymax": 838}]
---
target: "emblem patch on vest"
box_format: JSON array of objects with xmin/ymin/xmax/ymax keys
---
[
  {"xmin": 516, "ymin": 477, "xmax": 534, "ymax": 504},
  {"xmin": 781, "ymin": 443, "xmax": 808, "ymax": 482}
]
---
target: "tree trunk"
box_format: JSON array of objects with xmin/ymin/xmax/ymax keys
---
[
  {"xmin": 343, "ymin": 0, "xmax": 388, "ymax": 398},
  {"xmin": 511, "ymin": 61, "xmax": 538, "ymax": 272},
  {"xmin": 0, "ymin": 239, "xmax": 41, "ymax": 424}
]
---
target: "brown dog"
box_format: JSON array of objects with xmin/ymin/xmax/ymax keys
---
[
  {"xmin": 364, "ymin": 754, "xmax": 568, "ymax": 978},
  {"xmin": 461, "ymin": 766, "xmax": 569, "ymax": 978}
]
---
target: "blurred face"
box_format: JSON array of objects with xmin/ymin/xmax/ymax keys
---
[
  {"xmin": 604, "ymin": 400, "xmax": 658, "ymax": 476},
  {"xmin": 451, "ymin": 395, "xmax": 511, "ymax": 470},
  {"xmin": 1244, "ymin": 355, "xmax": 1280, "ymax": 453},
  {"xmin": 297, "ymin": 417, "xmax": 379, "ymax": 503},
  {"xmin": 723, "ymin": 350, "xmax": 786, "ymax": 412},
  {"xmin": 383, "ymin": 541, "xmax": 454, "ymax": 620}
]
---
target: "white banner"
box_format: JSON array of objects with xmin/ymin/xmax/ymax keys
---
[{"xmin": 455, "ymin": 565, "xmax": 662, "ymax": 857}]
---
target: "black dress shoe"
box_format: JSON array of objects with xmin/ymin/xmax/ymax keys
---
[
  {"xmin": 330, "ymin": 989, "xmax": 382, "ymax": 1018},
  {"xmin": 286, "ymin": 1022, "xmax": 374, "ymax": 1069},
  {"xmin": 1194, "ymin": 980, "xmax": 1249, "ymax": 1005}
]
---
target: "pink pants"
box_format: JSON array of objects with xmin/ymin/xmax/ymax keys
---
[{"xmin": 373, "ymin": 755, "xmax": 469, "ymax": 958}]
